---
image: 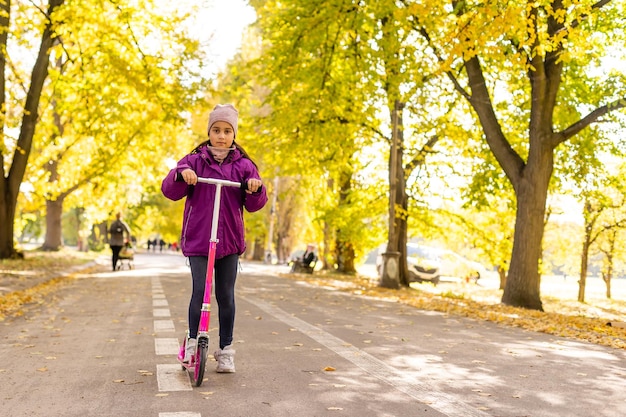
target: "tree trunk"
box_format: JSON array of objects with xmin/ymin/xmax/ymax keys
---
[
  {"xmin": 336, "ymin": 240, "xmax": 355, "ymax": 273},
  {"xmin": 0, "ymin": 199, "xmax": 19, "ymax": 258},
  {"xmin": 501, "ymin": 154, "xmax": 552, "ymax": 311},
  {"xmin": 602, "ymin": 272, "xmax": 611, "ymax": 299},
  {"xmin": 88, "ymin": 222, "xmax": 108, "ymax": 251},
  {"xmin": 578, "ymin": 247, "xmax": 589, "ymax": 303},
  {"xmin": 0, "ymin": 1, "xmax": 19, "ymax": 259},
  {"xmin": 602, "ymin": 249, "xmax": 613, "ymax": 300},
  {"xmin": 578, "ymin": 235, "xmax": 591, "ymax": 303},
  {"xmin": 497, "ymin": 265, "xmax": 507, "ymax": 290},
  {"xmin": 381, "ymin": 100, "xmax": 408, "ymax": 288},
  {"xmin": 252, "ymin": 237, "xmax": 264, "ymax": 260},
  {"xmin": 397, "ymin": 178, "xmax": 409, "ymax": 286},
  {"xmin": 602, "ymin": 232, "xmax": 616, "ymax": 299},
  {"xmin": 0, "ymin": 0, "xmax": 65, "ymax": 259},
  {"xmin": 42, "ymin": 197, "xmax": 65, "ymax": 251},
  {"xmin": 335, "ymin": 169, "xmax": 356, "ymax": 273}
]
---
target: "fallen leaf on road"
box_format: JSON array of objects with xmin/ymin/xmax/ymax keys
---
[
  {"xmin": 37, "ymin": 367, "xmax": 48, "ymax": 372},
  {"xmin": 327, "ymin": 407, "xmax": 343, "ymax": 411},
  {"xmin": 113, "ymin": 379, "xmax": 124, "ymax": 383},
  {"xmin": 324, "ymin": 366, "xmax": 336, "ymax": 372}
]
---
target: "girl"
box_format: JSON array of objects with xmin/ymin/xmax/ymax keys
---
[{"xmin": 161, "ymin": 104, "xmax": 268, "ymax": 373}]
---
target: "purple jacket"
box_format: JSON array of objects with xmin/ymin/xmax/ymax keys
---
[{"xmin": 161, "ymin": 145, "xmax": 268, "ymax": 259}]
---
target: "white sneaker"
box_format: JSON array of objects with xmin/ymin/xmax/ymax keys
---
[
  {"xmin": 214, "ymin": 345, "xmax": 235, "ymax": 373},
  {"xmin": 183, "ymin": 338, "xmax": 196, "ymax": 363}
]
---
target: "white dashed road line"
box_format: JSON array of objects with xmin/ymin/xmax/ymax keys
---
[
  {"xmin": 155, "ymin": 338, "xmax": 180, "ymax": 355},
  {"xmin": 153, "ymin": 299, "xmax": 169, "ymax": 307},
  {"xmin": 156, "ymin": 364, "xmax": 193, "ymax": 392},
  {"xmin": 153, "ymin": 308, "xmax": 172, "ymax": 317},
  {"xmin": 153, "ymin": 319, "xmax": 176, "ymax": 333},
  {"xmin": 151, "ymin": 277, "xmax": 194, "ymax": 399},
  {"xmin": 242, "ymin": 293, "xmax": 491, "ymax": 417}
]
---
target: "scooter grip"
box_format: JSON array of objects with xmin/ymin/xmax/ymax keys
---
[{"xmin": 240, "ymin": 179, "xmax": 263, "ymax": 193}]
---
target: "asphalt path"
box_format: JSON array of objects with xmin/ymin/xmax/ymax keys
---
[{"xmin": 0, "ymin": 252, "xmax": 625, "ymax": 417}]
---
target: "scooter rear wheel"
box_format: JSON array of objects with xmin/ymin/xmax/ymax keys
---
[{"xmin": 193, "ymin": 338, "xmax": 208, "ymax": 386}]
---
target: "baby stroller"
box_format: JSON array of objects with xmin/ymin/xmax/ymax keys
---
[{"xmin": 117, "ymin": 242, "xmax": 134, "ymax": 270}]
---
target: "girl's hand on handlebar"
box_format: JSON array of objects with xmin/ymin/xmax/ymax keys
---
[
  {"xmin": 181, "ymin": 168, "xmax": 198, "ymax": 185},
  {"xmin": 246, "ymin": 178, "xmax": 262, "ymax": 194}
]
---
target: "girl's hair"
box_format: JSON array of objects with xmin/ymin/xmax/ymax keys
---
[{"xmin": 191, "ymin": 140, "xmax": 258, "ymax": 168}]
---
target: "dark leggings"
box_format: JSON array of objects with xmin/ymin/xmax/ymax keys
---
[
  {"xmin": 188, "ymin": 254, "xmax": 239, "ymax": 349},
  {"xmin": 110, "ymin": 245, "xmax": 122, "ymax": 270}
]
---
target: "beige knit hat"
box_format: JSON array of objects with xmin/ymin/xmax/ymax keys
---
[{"xmin": 208, "ymin": 104, "xmax": 238, "ymax": 137}]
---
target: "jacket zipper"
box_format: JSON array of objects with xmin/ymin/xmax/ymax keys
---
[{"xmin": 182, "ymin": 205, "xmax": 193, "ymax": 250}]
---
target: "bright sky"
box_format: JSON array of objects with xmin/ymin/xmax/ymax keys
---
[{"xmin": 174, "ymin": 0, "xmax": 257, "ymax": 75}]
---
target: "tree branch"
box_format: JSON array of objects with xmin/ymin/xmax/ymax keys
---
[
  {"xmin": 405, "ymin": 135, "xmax": 439, "ymax": 180},
  {"xmin": 554, "ymin": 97, "xmax": 626, "ymax": 146}
]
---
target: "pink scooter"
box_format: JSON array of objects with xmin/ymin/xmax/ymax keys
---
[{"xmin": 176, "ymin": 175, "xmax": 244, "ymax": 387}]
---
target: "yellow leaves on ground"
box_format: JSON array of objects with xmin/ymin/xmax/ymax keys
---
[
  {"xmin": 0, "ymin": 277, "xmax": 74, "ymax": 320},
  {"xmin": 0, "ymin": 251, "xmax": 98, "ymax": 320},
  {"xmin": 284, "ymin": 271, "xmax": 626, "ymax": 350}
]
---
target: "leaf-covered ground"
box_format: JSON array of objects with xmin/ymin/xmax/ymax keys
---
[
  {"xmin": 2, "ymin": 251, "xmax": 624, "ymax": 350},
  {"xmin": 0, "ymin": 249, "xmax": 99, "ymax": 320},
  {"xmin": 283, "ymin": 270, "xmax": 626, "ymax": 350}
]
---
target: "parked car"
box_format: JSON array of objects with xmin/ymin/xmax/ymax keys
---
[{"xmin": 376, "ymin": 243, "xmax": 485, "ymax": 284}]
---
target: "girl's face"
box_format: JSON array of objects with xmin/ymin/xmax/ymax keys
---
[{"xmin": 208, "ymin": 121, "xmax": 235, "ymax": 148}]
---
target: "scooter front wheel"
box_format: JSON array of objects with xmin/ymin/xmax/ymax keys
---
[{"xmin": 193, "ymin": 339, "xmax": 208, "ymax": 386}]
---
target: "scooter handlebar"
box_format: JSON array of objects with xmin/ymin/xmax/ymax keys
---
[{"xmin": 175, "ymin": 172, "xmax": 246, "ymax": 190}]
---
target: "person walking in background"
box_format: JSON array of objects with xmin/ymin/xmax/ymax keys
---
[
  {"xmin": 108, "ymin": 212, "xmax": 131, "ymax": 271},
  {"xmin": 161, "ymin": 103, "xmax": 268, "ymax": 373}
]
